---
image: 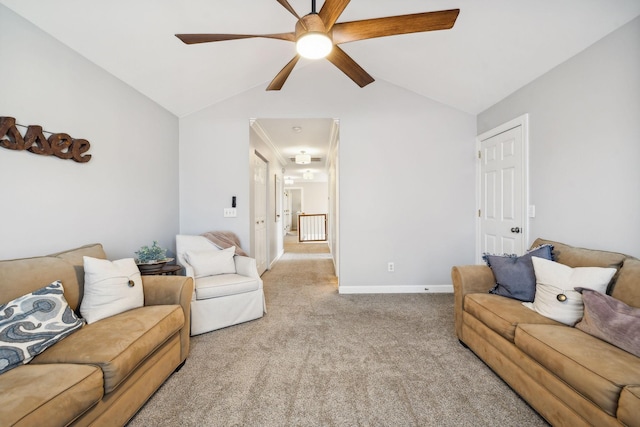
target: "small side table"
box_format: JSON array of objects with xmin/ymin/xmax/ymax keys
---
[{"xmin": 140, "ymin": 264, "xmax": 183, "ymax": 276}]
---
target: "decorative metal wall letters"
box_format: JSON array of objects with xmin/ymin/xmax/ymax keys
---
[{"xmin": 0, "ymin": 116, "xmax": 91, "ymax": 163}]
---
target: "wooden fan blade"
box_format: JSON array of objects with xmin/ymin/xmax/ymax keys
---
[
  {"xmin": 319, "ymin": 0, "xmax": 351, "ymax": 31},
  {"xmin": 331, "ymin": 9, "xmax": 460, "ymax": 44},
  {"xmin": 276, "ymin": 0, "xmax": 300, "ymax": 19},
  {"xmin": 176, "ymin": 33, "xmax": 295, "ymax": 44},
  {"xmin": 267, "ymin": 55, "xmax": 301, "ymax": 91},
  {"xmin": 326, "ymin": 46, "xmax": 374, "ymax": 88}
]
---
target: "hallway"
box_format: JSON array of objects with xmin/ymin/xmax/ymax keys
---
[
  {"xmin": 263, "ymin": 234, "xmax": 337, "ymax": 293},
  {"xmin": 284, "ymin": 234, "xmax": 331, "ymax": 257}
]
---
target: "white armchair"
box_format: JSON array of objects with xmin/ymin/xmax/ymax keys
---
[{"xmin": 176, "ymin": 235, "xmax": 266, "ymax": 336}]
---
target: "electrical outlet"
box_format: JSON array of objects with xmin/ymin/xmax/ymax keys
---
[
  {"xmin": 388, "ymin": 262, "xmax": 395, "ymax": 272},
  {"xmin": 223, "ymin": 208, "xmax": 237, "ymax": 218}
]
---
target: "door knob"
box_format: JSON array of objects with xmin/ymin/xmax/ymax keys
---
[{"xmin": 510, "ymin": 227, "xmax": 521, "ymax": 233}]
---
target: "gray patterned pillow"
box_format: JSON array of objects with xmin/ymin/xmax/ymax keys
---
[{"xmin": 0, "ymin": 280, "xmax": 84, "ymax": 374}]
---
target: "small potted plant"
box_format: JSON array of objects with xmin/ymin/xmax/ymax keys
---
[{"xmin": 135, "ymin": 241, "xmax": 172, "ymax": 273}]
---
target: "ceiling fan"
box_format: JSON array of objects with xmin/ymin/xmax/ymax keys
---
[{"xmin": 176, "ymin": 0, "xmax": 460, "ymax": 91}]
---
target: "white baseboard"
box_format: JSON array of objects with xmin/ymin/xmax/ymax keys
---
[
  {"xmin": 338, "ymin": 284, "xmax": 453, "ymax": 294},
  {"xmin": 268, "ymin": 249, "xmax": 285, "ymax": 270}
]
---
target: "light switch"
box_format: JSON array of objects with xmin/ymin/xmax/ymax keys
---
[
  {"xmin": 223, "ymin": 208, "xmax": 237, "ymax": 218},
  {"xmin": 528, "ymin": 205, "xmax": 536, "ymax": 218}
]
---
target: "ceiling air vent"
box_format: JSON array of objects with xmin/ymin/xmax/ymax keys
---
[{"xmin": 289, "ymin": 157, "xmax": 322, "ymax": 163}]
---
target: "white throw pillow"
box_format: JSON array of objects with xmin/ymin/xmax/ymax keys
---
[
  {"xmin": 185, "ymin": 246, "xmax": 236, "ymax": 278},
  {"xmin": 81, "ymin": 256, "xmax": 144, "ymax": 324},
  {"xmin": 522, "ymin": 256, "xmax": 616, "ymax": 326}
]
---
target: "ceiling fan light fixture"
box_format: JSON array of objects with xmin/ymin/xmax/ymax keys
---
[
  {"xmin": 296, "ymin": 32, "xmax": 333, "ymax": 59},
  {"xmin": 295, "ymin": 151, "xmax": 311, "ymax": 164}
]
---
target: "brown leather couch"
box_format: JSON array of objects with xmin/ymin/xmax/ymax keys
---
[
  {"xmin": 0, "ymin": 244, "xmax": 193, "ymax": 426},
  {"xmin": 452, "ymin": 238, "xmax": 640, "ymax": 427}
]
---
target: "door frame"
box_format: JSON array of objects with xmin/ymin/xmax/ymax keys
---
[
  {"xmin": 252, "ymin": 150, "xmax": 269, "ymax": 275},
  {"xmin": 286, "ymin": 187, "xmax": 304, "ymax": 232},
  {"xmin": 475, "ymin": 114, "xmax": 530, "ymax": 264}
]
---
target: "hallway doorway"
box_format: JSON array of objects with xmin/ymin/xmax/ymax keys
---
[{"xmin": 250, "ymin": 117, "xmax": 339, "ymax": 281}]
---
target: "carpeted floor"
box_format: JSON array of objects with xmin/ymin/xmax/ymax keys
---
[{"xmin": 128, "ymin": 237, "xmax": 547, "ymax": 426}]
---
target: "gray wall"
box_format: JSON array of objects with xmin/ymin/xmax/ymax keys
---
[
  {"xmin": 179, "ymin": 63, "xmax": 477, "ymax": 290},
  {"xmin": 0, "ymin": 6, "xmax": 180, "ymax": 259},
  {"xmin": 478, "ymin": 17, "xmax": 640, "ymax": 256}
]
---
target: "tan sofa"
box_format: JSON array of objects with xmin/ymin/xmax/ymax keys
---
[
  {"xmin": 453, "ymin": 238, "xmax": 640, "ymax": 427},
  {"xmin": 0, "ymin": 244, "xmax": 193, "ymax": 426}
]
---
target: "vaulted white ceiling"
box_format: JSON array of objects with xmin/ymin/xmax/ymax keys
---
[{"xmin": 3, "ymin": 0, "xmax": 639, "ymax": 118}]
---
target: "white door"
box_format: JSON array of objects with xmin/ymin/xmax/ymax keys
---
[
  {"xmin": 254, "ymin": 153, "xmax": 268, "ymax": 275},
  {"xmin": 477, "ymin": 115, "xmax": 529, "ymax": 262},
  {"xmin": 284, "ymin": 190, "xmax": 291, "ymax": 232},
  {"xmin": 275, "ymin": 176, "xmax": 285, "ymax": 238}
]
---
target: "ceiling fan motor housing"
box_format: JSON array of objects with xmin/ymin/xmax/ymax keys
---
[{"xmin": 295, "ymin": 14, "xmax": 330, "ymax": 41}]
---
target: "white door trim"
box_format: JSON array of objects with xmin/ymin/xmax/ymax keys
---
[{"xmin": 475, "ymin": 114, "xmax": 530, "ymax": 264}]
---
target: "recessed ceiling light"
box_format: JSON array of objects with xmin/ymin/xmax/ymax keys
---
[{"xmin": 292, "ymin": 126, "xmax": 302, "ymax": 133}]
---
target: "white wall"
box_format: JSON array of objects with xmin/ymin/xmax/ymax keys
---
[
  {"xmin": 478, "ymin": 17, "xmax": 640, "ymax": 256},
  {"xmin": 285, "ymin": 182, "xmax": 328, "ymax": 214},
  {"xmin": 179, "ymin": 62, "xmax": 477, "ymax": 291},
  {"xmin": 0, "ymin": 6, "xmax": 179, "ymax": 259}
]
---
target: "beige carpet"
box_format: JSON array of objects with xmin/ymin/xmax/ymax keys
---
[{"xmin": 128, "ymin": 237, "xmax": 547, "ymax": 426}]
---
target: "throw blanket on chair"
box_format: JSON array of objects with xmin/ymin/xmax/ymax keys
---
[{"xmin": 201, "ymin": 231, "xmax": 248, "ymax": 256}]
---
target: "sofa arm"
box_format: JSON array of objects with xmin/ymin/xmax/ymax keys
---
[
  {"xmin": 142, "ymin": 275, "xmax": 194, "ymax": 362},
  {"xmin": 451, "ymin": 265, "xmax": 496, "ymax": 340},
  {"xmin": 234, "ymin": 255, "xmax": 261, "ymax": 279}
]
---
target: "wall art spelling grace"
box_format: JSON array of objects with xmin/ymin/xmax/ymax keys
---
[{"xmin": 0, "ymin": 116, "xmax": 91, "ymax": 163}]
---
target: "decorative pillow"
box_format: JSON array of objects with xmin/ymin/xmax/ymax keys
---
[
  {"xmin": 81, "ymin": 256, "xmax": 144, "ymax": 324},
  {"xmin": 483, "ymin": 244, "xmax": 554, "ymax": 302},
  {"xmin": 575, "ymin": 288, "xmax": 640, "ymax": 357},
  {"xmin": 522, "ymin": 257, "xmax": 617, "ymax": 325},
  {"xmin": 0, "ymin": 281, "xmax": 83, "ymax": 375},
  {"xmin": 185, "ymin": 246, "xmax": 236, "ymax": 278}
]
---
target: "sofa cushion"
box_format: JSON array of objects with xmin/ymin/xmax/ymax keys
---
[
  {"xmin": 483, "ymin": 244, "xmax": 553, "ymax": 302},
  {"xmin": 618, "ymin": 385, "xmax": 640, "ymax": 427},
  {"xmin": 611, "ymin": 257, "xmax": 640, "ymax": 308},
  {"xmin": 531, "ymin": 238, "xmax": 627, "ymax": 269},
  {"xmin": 32, "ymin": 305, "xmax": 184, "ymax": 393},
  {"xmin": 0, "ymin": 280, "xmax": 84, "ymax": 374},
  {"xmin": 0, "ymin": 256, "xmax": 79, "ymax": 310},
  {"xmin": 195, "ymin": 273, "xmax": 260, "ymax": 300},
  {"xmin": 81, "ymin": 256, "xmax": 144, "ymax": 324},
  {"xmin": 515, "ymin": 324, "xmax": 640, "ymax": 417},
  {"xmin": 575, "ymin": 289, "xmax": 640, "ymax": 357},
  {"xmin": 50, "ymin": 243, "xmax": 107, "ymax": 265},
  {"xmin": 524, "ymin": 257, "xmax": 616, "ymax": 325},
  {"xmin": 464, "ymin": 293, "xmax": 562, "ymax": 342},
  {"xmin": 186, "ymin": 246, "xmax": 236, "ymax": 278},
  {"xmin": 0, "ymin": 363, "xmax": 103, "ymax": 427}
]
